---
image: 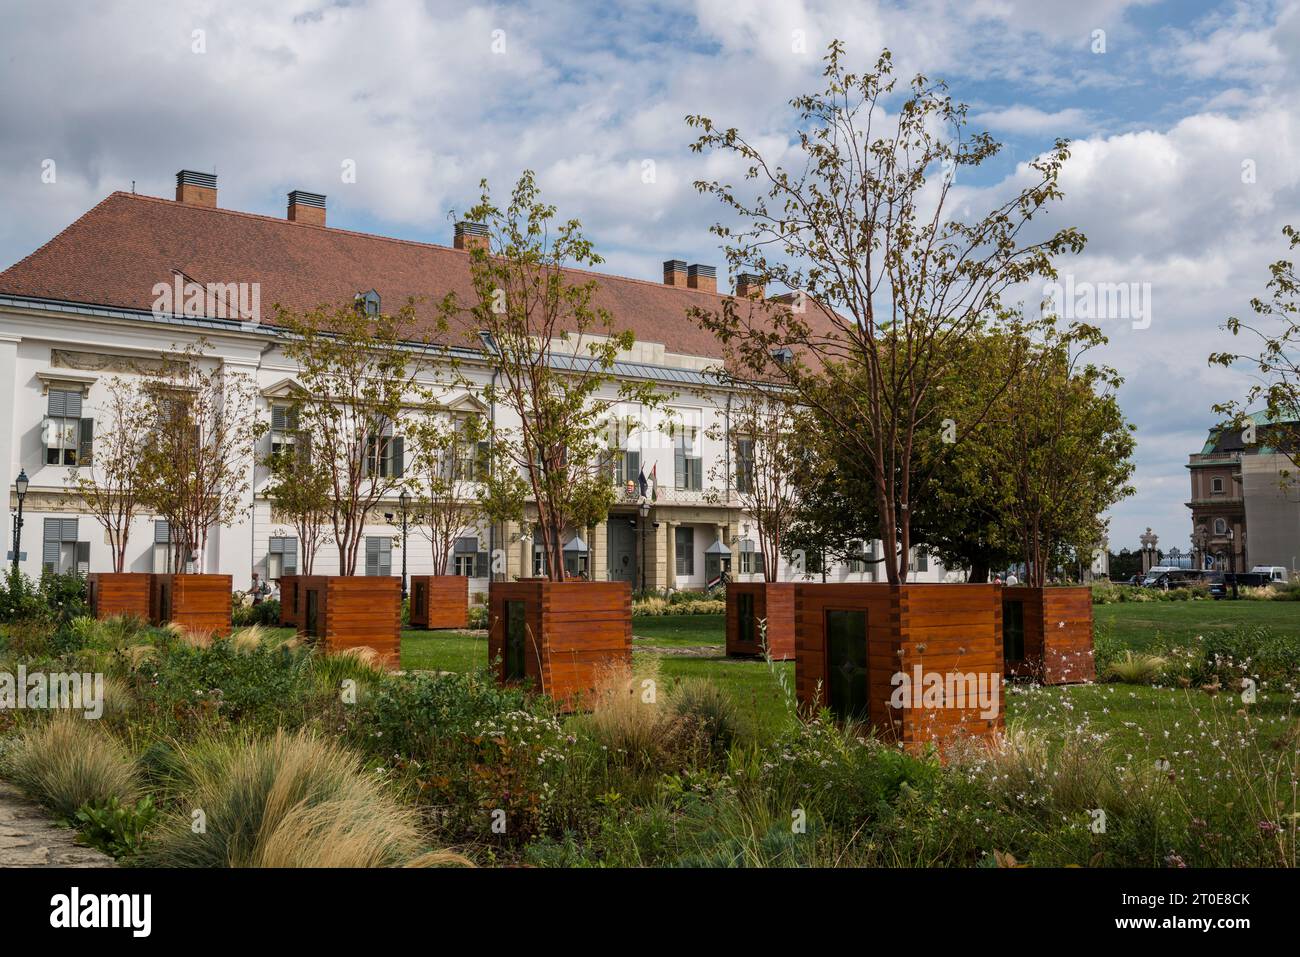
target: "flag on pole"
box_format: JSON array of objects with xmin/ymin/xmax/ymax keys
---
[
  {"xmin": 637, "ymin": 464, "xmax": 648, "ymax": 498},
  {"xmin": 650, "ymin": 463, "xmax": 658, "ymax": 502}
]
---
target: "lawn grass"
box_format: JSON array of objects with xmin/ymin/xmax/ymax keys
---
[
  {"xmin": 631, "ymin": 614, "xmax": 724, "ymax": 647},
  {"xmin": 1094, "ymin": 599, "xmax": 1300, "ymax": 652},
  {"xmin": 292, "ymin": 602, "xmax": 1300, "ymax": 749}
]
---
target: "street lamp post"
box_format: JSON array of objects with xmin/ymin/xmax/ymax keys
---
[
  {"xmin": 384, "ymin": 488, "xmax": 410, "ymax": 599},
  {"xmin": 1226, "ymin": 527, "xmax": 1238, "ymax": 600},
  {"xmin": 638, "ymin": 498, "xmax": 649, "ymax": 595},
  {"xmin": 10, "ymin": 469, "xmax": 29, "ymax": 576}
]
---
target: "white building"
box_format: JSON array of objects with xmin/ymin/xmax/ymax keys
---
[{"xmin": 0, "ymin": 171, "xmax": 955, "ymax": 596}]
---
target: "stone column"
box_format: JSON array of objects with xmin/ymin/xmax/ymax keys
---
[
  {"xmin": 664, "ymin": 520, "xmax": 676, "ymax": 591},
  {"xmin": 590, "ymin": 520, "xmax": 608, "ymax": 581}
]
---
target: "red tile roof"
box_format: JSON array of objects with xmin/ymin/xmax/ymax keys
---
[{"xmin": 0, "ymin": 191, "xmax": 757, "ymax": 360}]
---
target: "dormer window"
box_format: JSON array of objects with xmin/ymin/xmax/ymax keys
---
[{"xmin": 355, "ymin": 289, "xmax": 381, "ymax": 317}]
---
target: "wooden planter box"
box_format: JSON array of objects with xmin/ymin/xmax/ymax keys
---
[
  {"xmin": 279, "ymin": 575, "xmax": 301, "ymax": 629},
  {"xmin": 151, "ymin": 574, "xmax": 232, "ymax": 639},
  {"xmin": 795, "ymin": 583, "xmax": 1004, "ymax": 750},
  {"xmin": 1001, "ymin": 585, "xmax": 1095, "ymax": 684},
  {"xmin": 408, "ymin": 575, "xmax": 469, "ymax": 630},
  {"xmin": 488, "ymin": 579, "xmax": 631, "ymax": 711},
  {"xmin": 726, "ymin": 581, "xmax": 795, "ymax": 659},
  {"xmin": 295, "ymin": 575, "xmax": 401, "ymax": 669},
  {"xmin": 87, "ymin": 572, "xmax": 154, "ymax": 621}
]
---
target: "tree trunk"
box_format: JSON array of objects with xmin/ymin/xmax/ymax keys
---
[{"xmin": 968, "ymin": 562, "xmax": 989, "ymax": 584}]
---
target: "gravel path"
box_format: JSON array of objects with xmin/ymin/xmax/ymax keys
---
[{"xmin": 0, "ymin": 782, "xmax": 115, "ymax": 868}]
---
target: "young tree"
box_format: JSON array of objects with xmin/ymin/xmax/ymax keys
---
[
  {"xmin": 137, "ymin": 344, "xmax": 264, "ymax": 573},
  {"xmin": 406, "ymin": 408, "xmax": 486, "ymax": 577},
  {"xmin": 687, "ymin": 43, "xmax": 1083, "ymax": 584},
  {"xmin": 709, "ymin": 387, "xmax": 802, "ymax": 581},
  {"xmin": 276, "ymin": 300, "xmax": 434, "ymax": 576},
  {"xmin": 263, "ymin": 406, "xmax": 332, "ymax": 576},
  {"xmin": 1210, "ymin": 223, "xmax": 1300, "ymax": 483},
  {"xmin": 68, "ymin": 376, "xmax": 154, "ymax": 573},
  {"xmin": 440, "ymin": 171, "xmax": 657, "ymax": 582},
  {"xmin": 993, "ymin": 325, "xmax": 1136, "ymax": 586}
]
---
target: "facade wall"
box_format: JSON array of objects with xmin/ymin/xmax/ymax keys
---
[
  {"xmin": 1242, "ymin": 453, "xmax": 1300, "ymax": 570},
  {"xmin": 3, "ymin": 304, "xmax": 955, "ymax": 591}
]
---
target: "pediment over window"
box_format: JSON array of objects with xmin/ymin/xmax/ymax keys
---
[
  {"xmin": 261, "ymin": 377, "xmax": 308, "ymax": 399},
  {"xmin": 443, "ymin": 391, "xmax": 488, "ymax": 414}
]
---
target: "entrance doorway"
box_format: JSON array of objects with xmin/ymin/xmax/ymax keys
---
[
  {"xmin": 825, "ymin": 608, "xmax": 869, "ymax": 721},
  {"xmin": 607, "ymin": 518, "xmax": 637, "ymax": 585}
]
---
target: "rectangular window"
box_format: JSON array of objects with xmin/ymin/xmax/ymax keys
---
[
  {"xmin": 674, "ymin": 426, "xmax": 702, "ymax": 491},
  {"xmin": 674, "ymin": 526, "xmax": 695, "ymax": 576},
  {"xmin": 1003, "ymin": 599, "xmax": 1025, "ymax": 662},
  {"xmin": 46, "ymin": 389, "xmax": 92, "ymax": 466},
  {"xmin": 364, "ymin": 420, "xmax": 404, "ymax": 478},
  {"xmin": 504, "ymin": 600, "xmax": 527, "ymax": 681},
  {"xmin": 454, "ymin": 536, "xmax": 484, "ymax": 576},
  {"xmin": 42, "ymin": 517, "xmax": 83, "ymax": 574},
  {"xmin": 270, "ymin": 403, "xmax": 300, "ymax": 460},
  {"xmin": 848, "ymin": 541, "xmax": 867, "ymax": 574},
  {"xmin": 268, "ymin": 536, "xmax": 298, "ymax": 578},
  {"xmin": 735, "ymin": 437, "xmax": 755, "ymax": 495},
  {"xmin": 739, "ymin": 540, "xmax": 765, "ymax": 576},
  {"xmin": 364, "ymin": 536, "xmax": 393, "ymax": 576},
  {"xmin": 825, "ymin": 609, "xmax": 869, "ymax": 722}
]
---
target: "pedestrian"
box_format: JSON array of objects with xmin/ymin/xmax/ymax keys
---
[{"xmin": 250, "ymin": 571, "xmax": 270, "ymax": 605}]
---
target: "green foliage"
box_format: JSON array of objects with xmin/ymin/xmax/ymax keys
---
[
  {"xmin": 137, "ymin": 729, "xmax": 426, "ymax": 867},
  {"xmin": 444, "ymin": 170, "xmax": 660, "ymax": 580},
  {"xmin": 2, "ymin": 716, "xmax": 139, "ymax": 821},
  {"xmin": 0, "ymin": 569, "xmax": 87, "ymax": 625},
  {"xmin": 232, "ymin": 598, "xmax": 281, "ymax": 627},
  {"xmin": 75, "ymin": 796, "xmax": 158, "ymax": 858}
]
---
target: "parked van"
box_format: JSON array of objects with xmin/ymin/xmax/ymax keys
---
[{"xmin": 1249, "ymin": 566, "xmax": 1290, "ymax": 583}]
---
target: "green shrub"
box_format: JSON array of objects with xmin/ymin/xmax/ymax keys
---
[
  {"xmin": 75, "ymin": 796, "xmax": 158, "ymax": 858},
  {"xmin": 231, "ymin": 598, "xmax": 281, "ymax": 627},
  {"xmin": 1104, "ymin": 650, "xmax": 1168, "ymax": 684},
  {"xmin": 2, "ymin": 715, "xmax": 139, "ymax": 820},
  {"xmin": 467, "ymin": 604, "xmax": 488, "ymax": 629},
  {"xmin": 672, "ymin": 679, "xmax": 741, "ymax": 759},
  {"xmin": 1197, "ymin": 626, "xmax": 1300, "ymax": 688}
]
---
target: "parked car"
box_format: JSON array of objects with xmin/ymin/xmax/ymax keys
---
[{"xmin": 1249, "ymin": 565, "xmax": 1290, "ymax": 583}]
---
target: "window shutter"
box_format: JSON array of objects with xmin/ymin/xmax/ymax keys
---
[
  {"xmin": 365, "ymin": 537, "xmax": 380, "ymax": 576},
  {"xmin": 477, "ymin": 441, "xmax": 491, "ymax": 478},
  {"xmin": 155, "ymin": 520, "xmax": 170, "ymax": 544},
  {"xmin": 79, "ymin": 418, "xmax": 94, "ymax": 465},
  {"xmin": 271, "ymin": 405, "xmax": 288, "ymax": 432},
  {"xmin": 363, "ymin": 436, "xmax": 376, "ymax": 477},
  {"xmin": 59, "ymin": 518, "xmax": 78, "ymax": 541},
  {"xmin": 380, "ymin": 539, "xmax": 393, "ymax": 577},
  {"xmin": 42, "ymin": 518, "xmax": 61, "ymax": 568},
  {"xmin": 675, "ymin": 449, "xmax": 686, "ymax": 489},
  {"xmin": 48, "ymin": 390, "xmax": 66, "ymax": 417},
  {"xmin": 391, "ymin": 436, "xmax": 404, "ymax": 477},
  {"xmin": 76, "ymin": 541, "xmax": 91, "ymax": 573},
  {"xmin": 283, "ymin": 537, "xmax": 299, "ymax": 574},
  {"xmin": 64, "ymin": 391, "xmax": 82, "ymax": 418},
  {"xmin": 475, "ymin": 551, "xmax": 490, "ymax": 577},
  {"xmin": 455, "ymin": 536, "xmax": 478, "ymax": 554},
  {"xmin": 626, "ymin": 450, "xmax": 640, "ymax": 480}
]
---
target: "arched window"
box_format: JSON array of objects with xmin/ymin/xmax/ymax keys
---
[
  {"xmin": 1214, "ymin": 518, "xmax": 1227, "ymax": 535},
  {"xmin": 1211, "ymin": 477, "xmax": 1224, "ymax": 494}
]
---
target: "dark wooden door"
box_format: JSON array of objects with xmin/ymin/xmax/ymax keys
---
[
  {"xmin": 305, "ymin": 589, "xmax": 319, "ymax": 637},
  {"xmin": 825, "ymin": 609, "xmax": 869, "ymax": 721}
]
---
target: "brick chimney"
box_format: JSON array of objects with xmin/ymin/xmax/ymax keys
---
[
  {"xmin": 687, "ymin": 264, "xmax": 717, "ymax": 293},
  {"xmin": 454, "ymin": 221, "xmax": 489, "ymax": 252},
  {"xmin": 287, "ymin": 190, "xmax": 326, "ymax": 226},
  {"xmin": 735, "ymin": 273, "xmax": 765, "ymax": 299},
  {"xmin": 663, "ymin": 259, "xmax": 688, "ymax": 287},
  {"xmin": 175, "ymin": 170, "xmax": 217, "ymax": 207}
]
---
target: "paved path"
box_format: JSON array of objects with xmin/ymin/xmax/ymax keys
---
[{"xmin": 0, "ymin": 782, "xmax": 115, "ymax": 868}]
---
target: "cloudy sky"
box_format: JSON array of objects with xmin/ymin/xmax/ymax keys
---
[{"xmin": 2, "ymin": 0, "xmax": 1298, "ymax": 555}]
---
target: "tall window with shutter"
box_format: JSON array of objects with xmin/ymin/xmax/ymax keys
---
[
  {"xmin": 735, "ymin": 436, "xmax": 755, "ymax": 495},
  {"xmin": 42, "ymin": 517, "xmax": 86, "ymax": 574},
  {"xmin": 270, "ymin": 403, "xmax": 299, "ymax": 460},
  {"xmin": 45, "ymin": 388, "xmax": 93, "ymax": 466},
  {"xmin": 364, "ymin": 536, "xmax": 393, "ymax": 576},
  {"xmin": 739, "ymin": 538, "xmax": 765, "ymax": 576},
  {"xmin": 674, "ymin": 526, "xmax": 695, "ymax": 576},
  {"xmin": 268, "ymin": 536, "xmax": 298, "ymax": 579},
  {"xmin": 608, "ymin": 418, "xmax": 640, "ymax": 487},
  {"xmin": 674, "ymin": 426, "xmax": 701, "ymax": 491},
  {"xmin": 453, "ymin": 536, "xmax": 483, "ymax": 576},
  {"xmin": 364, "ymin": 420, "xmax": 404, "ymax": 478}
]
